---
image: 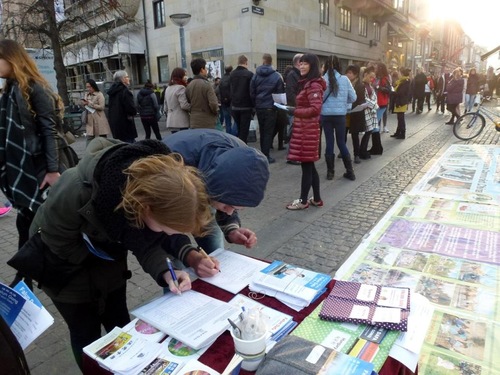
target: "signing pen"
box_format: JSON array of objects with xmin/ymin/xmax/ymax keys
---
[
  {"xmin": 166, "ymin": 258, "xmax": 181, "ymax": 294},
  {"xmin": 198, "ymin": 247, "xmax": 221, "ymax": 272}
]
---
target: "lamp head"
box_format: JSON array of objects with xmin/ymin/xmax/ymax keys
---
[{"xmin": 170, "ymin": 13, "xmax": 192, "ymax": 27}]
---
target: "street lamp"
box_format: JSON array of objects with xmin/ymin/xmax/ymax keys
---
[{"xmin": 170, "ymin": 13, "xmax": 191, "ymax": 69}]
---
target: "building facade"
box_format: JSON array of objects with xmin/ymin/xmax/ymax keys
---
[{"xmin": 3, "ymin": 0, "xmax": 483, "ymax": 101}]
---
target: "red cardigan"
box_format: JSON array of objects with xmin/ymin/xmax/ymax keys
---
[{"xmin": 288, "ymin": 77, "xmax": 326, "ymax": 162}]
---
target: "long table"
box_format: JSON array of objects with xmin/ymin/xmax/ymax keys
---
[{"xmin": 83, "ymin": 280, "xmax": 417, "ymax": 374}]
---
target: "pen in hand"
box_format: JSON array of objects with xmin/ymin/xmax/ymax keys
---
[
  {"xmin": 166, "ymin": 258, "xmax": 181, "ymax": 294},
  {"xmin": 198, "ymin": 247, "xmax": 220, "ymax": 272}
]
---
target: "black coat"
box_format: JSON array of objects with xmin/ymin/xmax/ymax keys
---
[
  {"xmin": 107, "ymin": 82, "xmax": 137, "ymax": 141},
  {"xmin": 349, "ymin": 79, "xmax": 366, "ymax": 133},
  {"xmin": 230, "ymin": 66, "xmax": 254, "ymax": 110}
]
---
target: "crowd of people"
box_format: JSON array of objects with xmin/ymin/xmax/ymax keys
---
[{"xmin": 1, "ymin": 36, "xmax": 496, "ymax": 371}]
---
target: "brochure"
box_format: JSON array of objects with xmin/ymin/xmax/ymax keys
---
[
  {"xmin": 199, "ymin": 249, "xmax": 268, "ymax": 294},
  {"xmin": 131, "ymin": 290, "xmax": 240, "ymax": 350},
  {"xmin": 317, "ymin": 349, "xmax": 374, "ymax": 375},
  {"xmin": 0, "ymin": 281, "xmax": 54, "ymax": 349},
  {"xmin": 250, "ymin": 260, "xmax": 332, "ymax": 309},
  {"xmin": 83, "ymin": 327, "xmax": 164, "ymax": 375}
]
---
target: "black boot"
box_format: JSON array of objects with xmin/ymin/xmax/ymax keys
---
[
  {"xmin": 368, "ymin": 132, "xmax": 383, "ymax": 155},
  {"xmin": 325, "ymin": 154, "xmax": 335, "ymax": 180},
  {"xmin": 342, "ymin": 156, "xmax": 356, "ymax": 181}
]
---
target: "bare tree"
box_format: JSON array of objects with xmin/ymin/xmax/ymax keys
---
[{"xmin": 1, "ymin": 0, "xmax": 140, "ymax": 105}]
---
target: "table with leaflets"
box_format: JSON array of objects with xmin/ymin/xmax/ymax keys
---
[{"xmin": 83, "ymin": 278, "xmax": 416, "ymax": 375}]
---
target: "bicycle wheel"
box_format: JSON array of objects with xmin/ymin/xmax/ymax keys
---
[{"xmin": 453, "ymin": 112, "xmax": 485, "ymax": 141}]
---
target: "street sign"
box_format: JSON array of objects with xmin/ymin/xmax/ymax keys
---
[
  {"xmin": 242, "ymin": 7, "xmax": 249, "ymax": 13},
  {"xmin": 252, "ymin": 6, "xmax": 264, "ymax": 15}
]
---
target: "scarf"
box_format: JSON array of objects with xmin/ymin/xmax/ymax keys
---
[
  {"xmin": 0, "ymin": 84, "xmax": 44, "ymax": 211},
  {"xmin": 93, "ymin": 140, "xmax": 171, "ymax": 256}
]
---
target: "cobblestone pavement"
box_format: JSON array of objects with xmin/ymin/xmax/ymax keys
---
[{"xmin": 0, "ymin": 107, "xmax": 498, "ymax": 374}]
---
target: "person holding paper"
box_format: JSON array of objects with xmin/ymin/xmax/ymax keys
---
[
  {"xmin": 82, "ymin": 79, "xmax": 111, "ymax": 146},
  {"xmin": 285, "ymin": 54, "xmax": 326, "ymax": 210},
  {"xmin": 164, "ymin": 129, "xmax": 270, "ymax": 276},
  {"xmin": 29, "ymin": 138, "xmax": 213, "ymax": 369}
]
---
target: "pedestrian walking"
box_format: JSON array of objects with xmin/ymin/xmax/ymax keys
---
[{"xmin": 137, "ymin": 81, "xmax": 162, "ymax": 140}]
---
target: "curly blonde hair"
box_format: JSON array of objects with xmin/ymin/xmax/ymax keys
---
[
  {"xmin": 118, "ymin": 154, "xmax": 212, "ymax": 237},
  {"xmin": 0, "ymin": 39, "xmax": 57, "ymax": 116}
]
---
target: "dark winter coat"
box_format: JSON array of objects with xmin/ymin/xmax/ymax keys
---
[
  {"xmin": 219, "ymin": 73, "xmax": 231, "ymax": 106},
  {"xmin": 107, "ymin": 82, "xmax": 137, "ymax": 141},
  {"xmin": 466, "ymin": 74, "xmax": 480, "ymax": 95},
  {"xmin": 348, "ymin": 79, "xmax": 367, "ymax": 133},
  {"xmin": 288, "ymin": 77, "xmax": 326, "ymax": 162},
  {"xmin": 250, "ymin": 64, "xmax": 285, "ymax": 109},
  {"xmin": 393, "ymin": 77, "xmax": 411, "ymax": 113},
  {"xmin": 446, "ymin": 78, "xmax": 465, "ymax": 105},
  {"xmin": 285, "ymin": 67, "xmax": 301, "ymax": 107},
  {"xmin": 30, "ymin": 138, "xmax": 192, "ymax": 303},
  {"xmin": 230, "ymin": 66, "xmax": 254, "ymax": 110},
  {"xmin": 137, "ymin": 88, "xmax": 159, "ymax": 118}
]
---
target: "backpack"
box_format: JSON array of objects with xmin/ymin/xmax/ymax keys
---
[{"xmin": 219, "ymin": 75, "xmax": 231, "ymax": 105}]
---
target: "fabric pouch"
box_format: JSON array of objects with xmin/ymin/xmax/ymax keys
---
[
  {"xmin": 7, "ymin": 230, "xmax": 84, "ymax": 294},
  {"xmin": 256, "ymin": 336, "xmax": 333, "ymax": 375}
]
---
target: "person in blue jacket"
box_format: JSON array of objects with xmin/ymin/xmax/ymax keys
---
[{"xmin": 164, "ymin": 129, "xmax": 270, "ymax": 276}]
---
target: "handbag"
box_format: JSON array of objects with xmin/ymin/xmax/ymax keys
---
[
  {"xmin": 7, "ymin": 230, "xmax": 84, "ymax": 294},
  {"xmin": 64, "ymin": 130, "xmax": 76, "ymax": 145}
]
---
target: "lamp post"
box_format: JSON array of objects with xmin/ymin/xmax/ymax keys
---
[{"xmin": 169, "ymin": 13, "xmax": 191, "ymax": 69}]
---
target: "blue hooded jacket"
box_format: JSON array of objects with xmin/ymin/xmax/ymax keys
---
[{"xmin": 164, "ymin": 129, "xmax": 270, "ymax": 207}]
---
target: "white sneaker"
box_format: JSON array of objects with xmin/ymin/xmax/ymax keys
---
[{"xmin": 383, "ymin": 128, "xmax": 389, "ymax": 133}]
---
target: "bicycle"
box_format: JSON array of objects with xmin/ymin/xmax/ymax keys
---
[{"xmin": 453, "ymin": 92, "xmax": 500, "ymax": 140}]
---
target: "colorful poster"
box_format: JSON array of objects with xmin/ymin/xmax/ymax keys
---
[{"xmin": 333, "ymin": 144, "xmax": 500, "ymax": 374}]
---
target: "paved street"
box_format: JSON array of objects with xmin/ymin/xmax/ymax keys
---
[{"xmin": 1, "ymin": 107, "xmax": 498, "ymax": 374}]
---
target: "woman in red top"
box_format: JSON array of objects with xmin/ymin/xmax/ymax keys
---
[
  {"xmin": 369, "ymin": 63, "xmax": 391, "ymax": 155},
  {"xmin": 286, "ymin": 54, "xmax": 326, "ymax": 210}
]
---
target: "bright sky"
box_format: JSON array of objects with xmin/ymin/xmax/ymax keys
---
[{"xmin": 428, "ymin": 0, "xmax": 500, "ymax": 68}]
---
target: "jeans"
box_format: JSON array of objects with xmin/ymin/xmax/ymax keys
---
[
  {"xmin": 221, "ymin": 104, "xmax": 237, "ymax": 136},
  {"xmin": 194, "ymin": 217, "xmax": 225, "ymax": 254},
  {"xmin": 232, "ymin": 109, "xmax": 253, "ymax": 143},
  {"xmin": 53, "ymin": 285, "xmax": 130, "ymax": 370},
  {"xmin": 465, "ymin": 94, "xmax": 477, "ymax": 112},
  {"xmin": 256, "ymin": 108, "xmax": 277, "ymax": 157},
  {"xmin": 321, "ymin": 115, "xmax": 349, "ymax": 157}
]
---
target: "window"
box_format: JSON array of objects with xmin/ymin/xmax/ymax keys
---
[
  {"xmin": 340, "ymin": 7, "xmax": 351, "ymax": 32},
  {"xmin": 358, "ymin": 16, "xmax": 367, "ymax": 37},
  {"xmin": 320, "ymin": 0, "xmax": 329, "ymax": 25},
  {"xmin": 153, "ymin": 0, "xmax": 165, "ymax": 28},
  {"xmin": 393, "ymin": 0, "xmax": 404, "ymax": 12},
  {"xmin": 158, "ymin": 56, "xmax": 170, "ymax": 83},
  {"xmin": 373, "ymin": 22, "xmax": 380, "ymax": 41}
]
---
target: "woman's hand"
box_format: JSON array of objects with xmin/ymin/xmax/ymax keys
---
[
  {"xmin": 227, "ymin": 228, "xmax": 257, "ymax": 249},
  {"xmin": 163, "ymin": 269, "xmax": 191, "ymax": 295},
  {"xmin": 40, "ymin": 171, "xmax": 61, "ymax": 190},
  {"xmin": 186, "ymin": 250, "xmax": 220, "ymax": 277}
]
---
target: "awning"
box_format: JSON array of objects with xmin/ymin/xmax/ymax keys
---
[
  {"xmin": 481, "ymin": 45, "xmax": 500, "ymax": 61},
  {"xmin": 112, "ymin": 34, "xmax": 145, "ymax": 55},
  {"xmin": 387, "ymin": 22, "xmax": 413, "ymax": 42}
]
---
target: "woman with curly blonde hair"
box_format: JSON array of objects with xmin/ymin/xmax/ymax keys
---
[
  {"xmin": 30, "ymin": 138, "xmax": 213, "ymax": 369},
  {"xmin": 0, "ymin": 39, "xmax": 76, "ymax": 289}
]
